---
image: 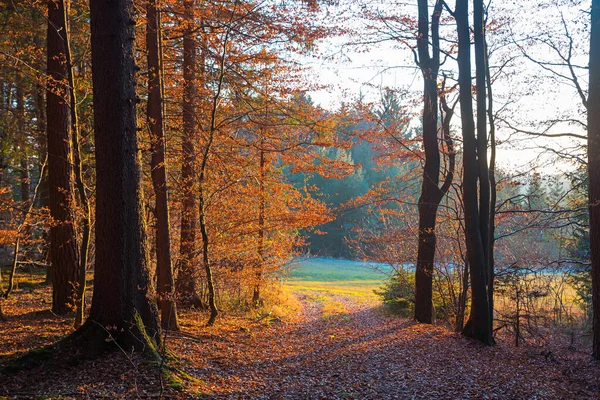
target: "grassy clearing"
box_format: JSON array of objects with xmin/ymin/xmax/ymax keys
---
[
  {"xmin": 286, "ymin": 258, "xmax": 390, "ymax": 282},
  {"xmin": 284, "ymin": 258, "xmax": 388, "ymax": 306}
]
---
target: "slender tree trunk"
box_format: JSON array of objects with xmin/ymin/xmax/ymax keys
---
[
  {"xmin": 147, "ymin": 0, "xmax": 179, "ymax": 331},
  {"xmin": 456, "ymin": 0, "xmax": 493, "ymax": 345},
  {"xmin": 177, "ymin": 0, "xmax": 202, "ymax": 308},
  {"xmin": 57, "ymin": 1, "xmax": 92, "ymax": 330},
  {"xmin": 474, "ymin": 0, "xmax": 489, "ymax": 276},
  {"xmin": 199, "ymin": 183, "xmax": 218, "ymax": 325},
  {"xmin": 198, "ymin": 12, "xmax": 235, "ymax": 326},
  {"xmin": 486, "ymin": 35, "xmax": 497, "ymax": 334},
  {"xmin": 34, "ymin": 84, "xmax": 51, "ymax": 281},
  {"xmin": 414, "ymin": 0, "xmax": 443, "ymax": 324},
  {"xmin": 47, "ymin": 0, "xmax": 79, "ymax": 315},
  {"xmin": 198, "ymin": 122, "xmax": 218, "ymax": 324},
  {"xmin": 5, "ymin": 237, "xmax": 20, "ymax": 299},
  {"xmin": 16, "ymin": 79, "xmax": 30, "ymax": 216},
  {"xmin": 73, "ymin": 0, "xmax": 160, "ymax": 352},
  {"xmin": 0, "ymin": 78, "xmax": 8, "ymax": 320},
  {"xmin": 588, "ymin": 0, "xmax": 600, "ymax": 360},
  {"xmin": 5, "ymin": 158, "xmax": 46, "ymax": 299},
  {"xmin": 456, "ymin": 261, "xmax": 469, "ymax": 331},
  {"xmin": 253, "ymin": 145, "xmax": 266, "ymax": 306},
  {"xmin": 0, "ymin": 79, "xmax": 6, "ymax": 189}
]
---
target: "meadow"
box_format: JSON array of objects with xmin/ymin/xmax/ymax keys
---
[{"xmin": 283, "ymin": 257, "xmax": 390, "ymax": 304}]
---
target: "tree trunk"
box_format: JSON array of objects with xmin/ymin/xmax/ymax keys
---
[
  {"xmin": 57, "ymin": 0, "xmax": 92, "ymax": 330},
  {"xmin": 588, "ymin": 0, "xmax": 600, "ymax": 360},
  {"xmin": 15, "ymin": 75, "xmax": 31, "ymax": 222},
  {"xmin": 74, "ymin": 0, "xmax": 160, "ymax": 352},
  {"xmin": 486, "ymin": 35, "xmax": 497, "ymax": 335},
  {"xmin": 177, "ymin": 0, "xmax": 202, "ymax": 308},
  {"xmin": 474, "ymin": 0, "xmax": 489, "ymax": 276},
  {"xmin": 456, "ymin": 0, "xmax": 493, "ymax": 345},
  {"xmin": 47, "ymin": 0, "xmax": 79, "ymax": 315},
  {"xmin": 5, "ymin": 237, "xmax": 20, "ymax": 298},
  {"xmin": 199, "ymin": 184, "xmax": 218, "ymax": 325},
  {"xmin": 414, "ymin": 0, "xmax": 443, "ymax": 324},
  {"xmin": 253, "ymin": 145, "xmax": 266, "ymax": 306},
  {"xmin": 147, "ymin": 0, "xmax": 179, "ymax": 331},
  {"xmin": 34, "ymin": 83, "xmax": 51, "ymax": 281},
  {"xmin": 0, "ymin": 78, "xmax": 6, "ymax": 189},
  {"xmin": 198, "ymin": 14, "xmax": 233, "ymax": 326},
  {"xmin": 0, "ymin": 259, "xmax": 5, "ymax": 320},
  {"xmin": 17, "ymin": 79, "xmax": 30, "ymax": 213}
]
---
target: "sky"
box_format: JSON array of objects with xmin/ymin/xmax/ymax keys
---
[{"xmin": 302, "ymin": 0, "xmax": 590, "ymax": 175}]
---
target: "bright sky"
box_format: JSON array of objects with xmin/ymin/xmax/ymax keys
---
[{"xmin": 304, "ymin": 0, "xmax": 590, "ymax": 174}]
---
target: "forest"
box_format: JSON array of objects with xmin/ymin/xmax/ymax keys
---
[{"xmin": 0, "ymin": 0, "xmax": 599, "ymax": 398}]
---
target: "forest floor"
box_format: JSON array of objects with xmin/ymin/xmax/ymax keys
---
[{"xmin": 0, "ymin": 268, "xmax": 599, "ymax": 399}]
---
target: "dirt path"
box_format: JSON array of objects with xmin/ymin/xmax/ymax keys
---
[
  {"xmin": 0, "ymin": 287, "xmax": 598, "ymax": 398},
  {"xmin": 171, "ymin": 291, "xmax": 599, "ymax": 399}
]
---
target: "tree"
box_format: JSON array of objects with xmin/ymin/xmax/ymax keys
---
[
  {"xmin": 454, "ymin": 0, "xmax": 493, "ymax": 345},
  {"xmin": 413, "ymin": 0, "xmax": 455, "ymax": 324},
  {"xmin": 58, "ymin": 0, "xmax": 91, "ymax": 329},
  {"xmin": 74, "ymin": 0, "xmax": 160, "ymax": 350},
  {"xmin": 146, "ymin": 0, "xmax": 179, "ymax": 330},
  {"xmin": 588, "ymin": 0, "xmax": 600, "ymax": 360},
  {"xmin": 46, "ymin": 0, "xmax": 80, "ymax": 315},
  {"xmin": 473, "ymin": 0, "xmax": 491, "ymax": 333},
  {"xmin": 177, "ymin": 0, "xmax": 202, "ymax": 308}
]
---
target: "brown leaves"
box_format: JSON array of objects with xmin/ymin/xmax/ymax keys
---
[{"xmin": 1, "ymin": 282, "xmax": 599, "ymax": 398}]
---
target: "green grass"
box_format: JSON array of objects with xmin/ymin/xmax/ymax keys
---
[
  {"xmin": 286, "ymin": 258, "xmax": 390, "ymax": 282},
  {"xmin": 284, "ymin": 258, "xmax": 389, "ymax": 304}
]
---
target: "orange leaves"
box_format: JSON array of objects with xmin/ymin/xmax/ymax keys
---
[{"xmin": 0, "ymin": 229, "xmax": 17, "ymax": 246}]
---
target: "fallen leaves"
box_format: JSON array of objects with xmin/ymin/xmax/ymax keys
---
[{"xmin": 0, "ymin": 284, "xmax": 599, "ymax": 399}]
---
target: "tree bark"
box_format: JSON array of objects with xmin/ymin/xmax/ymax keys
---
[
  {"xmin": 177, "ymin": 0, "xmax": 202, "ymax": 308},
  {"xmin": 588, "ymin": 0, "xmax": 600, "ymax": 360},
  {"xmin": 414, "ymin": 0, "xmax": 444, "ymax": 324},
  {"xmin": 33, "ymin": 83, "xmax": 52, "ymax": 281},
  {"xmin": 47, "ymin": 0, "xmax": 79, "ymax": 315},
  {"xmin": 485, "ymin": 34, "xmax": 497, "ymax": 335},
  {"xmin": 474, "ymin": 0, "xmax": 489, "ymax": 274},
  {"xmin": 57, "ymin": 0, "xmax": 92, "ymax": 330},
  {"xmin": 197, "ymin": 11, "xmax": 234, "ymax": 326},
  {"xmin": 456, "ymin": 0, "xmax": 493, "ymax": 345},
  {"xmin": 16, "ymin": 80, "xmax": 30, "ymax": 214},
  {"xmin": 147, "ymin": 0, "xmax": 179, "ymax": 330},
  {"xmin": 199, "ymin": 185, "xmax": 218, "ymax": 326},
  {"xmin": 0, "ymin": 78, "xmax": 6, "ymax": 189},
  {"xmin": 253, "ymin": 144, "xmax": 266, "ymax": 306},
  {"xmin": 74, "ymin": 0, "xmax": 161, "ymax": 352}
]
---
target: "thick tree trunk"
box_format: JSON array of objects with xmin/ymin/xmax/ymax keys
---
[
  {"xmin": 76, "ymin": 0, "xmax": 160, "ymax": 352},
  {"xmin": 588, "ymin": 0, "xmax": 600, "ymax": 360},
  {"xmin": 147, "ymin": 0, "xmax": 179, "ymax": 330},
  {"xmin": 456, "ymin": 0, "xmax": 493, "ymax": 345},
  {"xmin": 47, "ymin": 0, "xmax": 79, "ymax": 315},
  {"xmin": 177, "ymin": 0, "xmax": 202, "ymax": 308},
  {"xmin": 414, "ymin": 0, "xmax": 443, "ymax": 324}
]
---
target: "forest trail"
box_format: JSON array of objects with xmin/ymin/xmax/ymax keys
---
[
  {"xmin": 172, "ymin": 290, "xmax": 598, "ymax": 399},
  {"xmin": 0, "ymin": 284, "xmax": 598, "ymax": 398}
]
